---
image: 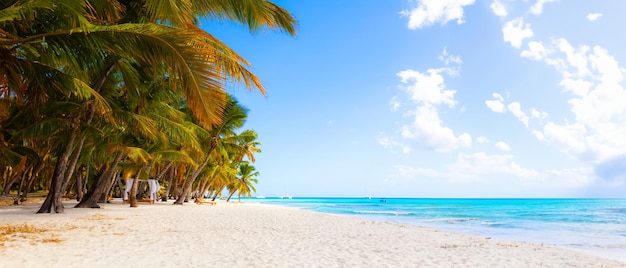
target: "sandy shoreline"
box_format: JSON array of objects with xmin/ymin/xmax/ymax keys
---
[{"xmin": 0, "ymin": 200, "xmax": 624, "ymax": 268}]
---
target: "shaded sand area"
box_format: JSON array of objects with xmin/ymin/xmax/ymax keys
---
[{"xmin": 0, "ymin": 200, "xmax": 624, "ymax": 268}]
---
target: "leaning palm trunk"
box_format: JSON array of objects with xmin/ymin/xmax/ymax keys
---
[
  {"xmin": 19, "ymin": 162, "xmax": 43, "ymax": 202},
  {"xmin": 74, "ymin": 151, "xmax": 124, "ymax": 208},
  {"xmin": 226, "ymin": 190, "xmax": 236, "ymax": 202},
  {"xmin": 38, "ymin": 63, "xmax": 116, "ymax": 213},
  {"xmin": 174, "ymin": 155, "xmax": 211, "ymax": 205},
  {"xmin": 98, "ymin": 170, "xmax": 120, "ymax": 203},
  {"xmin": 175, "ymin": 165, "xmax": 205, "ymax": 204},
  {"xmin": 37, "ymin": 125, "xmax": 79, "ymax": 213},
  {"xmin": 211, "ymin": 187, "xmax": 225, "ymax": 201},
  {"xmin": 1, "ymin": 170, "xmax": 21, "ymax": 195},
  {"xmin": 155, "ymin": 161, "xmax": 173, "ymax": 181},
  {"xmin": 174, "ymin": 178, "xmax": 192, "ymax": 204},
  {"xmin": 129, "ymin": 164, "xmax": 146, "ymax": 208},
  {"xmin": 162, "ymin": 166, "xmax": 175, "ymax": 201},
  {"xmin": 197, "ymin": 178, "xmax": 218, "ymax": 199},
  {"xmin": 61, "ymin": 134, "xmax": 87, "ymax": 195},
  {"xmin": 75, "ymin": 165, "xmax": 85, "ymax": 201}
]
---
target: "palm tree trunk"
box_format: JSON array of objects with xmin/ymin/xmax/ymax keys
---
[
  {"xmin": 17, "ymin": 166, "xmax": 31, "ymax": 199},
  {"xmin": 37, "ymin": 126, "xmax": 79, "ymax": 213},
  {"xmin": 116, "ymin": 176, "xmax": 124, "ymax": 198},
  {"xmin": 83, "ymin": 164, "xmax": 90, "ymax": 196},
  {"xmin": 1, "ymin": 171, "xmax": 21, "ymax": 195},
  {"xmin": 98, "ymin": 170, "xmax": 119, "ymax": 203},
  {"xmin": 61, "ymin": 135, "xmax": 87, "ymax": 193},
  {"xmin": 129, "ymin": 164, "xmax": 146, "ymax": 208},
  {"xmin": 226, "ymin": 190, "xmax": 236, "ymax": 202},
  {"xmin": 212, "ymin": 186, "xmax": 224, "ymax": 201},
  {"xmin": 74, "ymin": 151, "xmax": 124, "ymax": 208},
  {"xmin": 173, "ymin": 155, "xmax": 212, "ymax": 205},
  {"xmin": 74, "ymin": 164, "xmax": 106, "ymax": 207},
  {"xmin": 155, "ymin": 161, "xmax": 173, "ymax": 181},
  {"xmin": 39, "ymin": 62, "xmax": 116, "ymax": 213},
  {"xmin": 197, "ymin": 180, "xmax": 207, "ymax": 198},
  {"xmin": 173, "ymin": 178, "xmax": 192, "ymax": 205},
  {"xmin": 198, "ymin": 179, "xmax": 217, "ymax": 199},
  {"xmin": 20, "ymin": 162, "xmax": 43, "ymax": 202},
  {"xmin": 162, "ymin": 166, "xmax": 175, "ymax": 201},
  {"xmin": 76, "ymin": 165, "xmax": 85, "ymax": 201}
]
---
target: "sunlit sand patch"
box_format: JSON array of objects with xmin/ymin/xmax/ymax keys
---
[
  {"xmin": 80, "ymin": 213, "xmax": 125, "ymax": 221},
  {"xmin": 0, "ymin": 224, "xmax": 63, "ymax": 247}
]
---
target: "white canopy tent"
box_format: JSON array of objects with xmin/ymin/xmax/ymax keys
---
[{"xmin": 123, "ymin": 178, "xmax": 160, "ymax": 204}]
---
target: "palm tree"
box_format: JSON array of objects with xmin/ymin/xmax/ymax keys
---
[
  {"xmin": 174, "ymin": 96, "xmax": 248, "ymax": 204},
  {"xmin": 1, "ymin": 0, "xmax": 296, "ymax": 213},
  {"xmin": 226, "ymin": 161, "xmax": 259, "ymax": 202}
]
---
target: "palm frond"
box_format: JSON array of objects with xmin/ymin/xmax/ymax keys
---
[
  {"xmin": 151, "ymin": 150, "xmax": 197, "ymax": 167},
  {"xmin": 119, "ymin": 146, "xmax": 151, "ymax": 164},
  {"xmin": 195, "ymin": 0, "xmax": 297, "ymax": 35},
  {"xmin": 149, "ymin": 112, "xmax": 201, "ymax": 151},
  {"xmin": 143, "ymin": 0, "xmax": 193, "ymax": 26},
  {"xmin": 111, "ymin": 110, "xmax": 159, "ymax": 141}
]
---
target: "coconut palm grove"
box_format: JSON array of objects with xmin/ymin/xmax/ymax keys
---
[{"xmin": 0, "ymin": 0, "xmax": 297, "ymax": 213}]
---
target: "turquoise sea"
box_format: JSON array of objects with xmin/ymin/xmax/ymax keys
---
[{"xmin": 245, "ymin": 198, "xmax": 626, "ymax": 262}]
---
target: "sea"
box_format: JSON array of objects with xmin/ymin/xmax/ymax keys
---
[{"xmin": 243, "ymin": 197, "xmax": 626, "ymax": 262}]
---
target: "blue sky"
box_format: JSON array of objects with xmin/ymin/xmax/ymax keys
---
[{"xmin": 203, "ymin": 0, "xmax": 626, "ymax": 198}]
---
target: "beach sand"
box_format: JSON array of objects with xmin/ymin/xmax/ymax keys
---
[{"xmin": 0, "ymin": 200, "xmax": 624, "ymax": 268}]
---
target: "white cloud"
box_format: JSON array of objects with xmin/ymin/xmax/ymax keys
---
[
  {"xmin": 541, "ymin": 121, "xmax": 588, "ymax": 157},
  {"xmin": 502, "ymin": 17, "xmax": 534, "ymax": 49},
  {"xmin": 544, "ymin": 167, "xmax": 597, "ymax": 187},
  {"xmin": 490, "ymin": 0, "xmax": 507, "ymax": 17},
  {"xmin": 446, "ymin": 152, "xmax": 539, "ymax": 180},
  {"xmin": 444, "ymin": 153, "xmax": 595, "ymax": 188},
  {"xmin": 529, "ymin": 0, "xmax": 558, "ymax": 15},
  {"xmin": 401, "ymin": 104, "xmax": 472, "ymax": 152},
  {"xmin": 378, "ymin": 135, "xmax": 411, "ymax": 154},
  {"xmin": 397, "ymin": 69, "xmax": 457, "ymax": 108},
  {"xmin": 525, "ymin": 38, "xmax": 626, "ymax": 167},
  {"xmin": 390, "ymin": 96, "xmax": 401, "ymax": 111},
  {"xmin": 385, "ymin": 156, "xmax": 600, "ymax": 195},
  {"xmin": 401, "ymin": 0, "xmax": 476, "ymax": 29},
  {"xmin": 485, "ymin": 93, "xmax": 506, "ymax": 113},
  {"xmin": 532, "ymin": 130, "xmax": 545, "ymax": 141},
  {"xmin": 521, "ymin": 41, "xmax": 550, "ymax": 60},
  {"xmin": 530, "ymin": 108, "xmax": 548, "ymax": 120},
  {"xmin": 555, "ymin": 39, "xmax": 591, "ymax": 78},
  {"xmin": 495, "ymin": 141, "xmax": 511, "ymax": 151},
  {"xmin": 476, "ymin": 136, "xmax": 489, "ymax": 143},
  {"xmin": 396, "ymin": 68, "xmax": 471, "ymax": 153},
  {"xmin": 387, "ymin": 165, "xmax": 441, "ymax": 181},
  {"xmin": 507, "ymin": 102, "xmax": 529, "ymax": 127},
  {"xmin": 387, "ymin": 153, "xmax": 539, "ymax": 183},
  {"xmin": 559, "ymin": 78, "xmax": 593, "ymax": 97},
  {"xmin": 438, "ymin": 47, "xmax": 462, "ymax": 66},
  {"xmin": 589, "ymin": 46, "xmax": 624, "ymax": 84},
  {"xmin": 586, "ymin": 13, "xmax": 602, "ymax": 21}
]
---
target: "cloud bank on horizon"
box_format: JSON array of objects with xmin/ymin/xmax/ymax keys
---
[{"xmin": 380, "ymin": 0, "xmax": 625, "ymax": 195}]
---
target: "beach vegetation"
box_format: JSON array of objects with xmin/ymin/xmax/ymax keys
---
[
  {"xmin": 227, "ymin": 161, "xmax": 259, "ymax": 202},
  {"xmin": 0, "ymin": 0, "xmax": 297, "ymax": 212}
]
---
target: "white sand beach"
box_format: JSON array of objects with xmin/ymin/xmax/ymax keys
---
[{"xmin": 0, "ymin": 200, "xmax": 624, "ymax": 268}]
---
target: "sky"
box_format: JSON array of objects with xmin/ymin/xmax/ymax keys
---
[{"xmin": 202, "ymin": 0, "xmax": 626, "ymax": 198}]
